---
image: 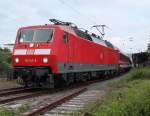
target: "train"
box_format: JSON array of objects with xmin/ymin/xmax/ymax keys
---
[{"xmin": 12, "ymin": 19, "xmax": 132, "ymax": 88}]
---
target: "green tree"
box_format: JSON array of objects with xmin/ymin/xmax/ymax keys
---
[
  {"xmin": 147, "ymin": 43, "xmax": 150, "ymax": 66},
  {"xmin": 0, "ymin": 47, "xmax": 12, "ymax": 74}
]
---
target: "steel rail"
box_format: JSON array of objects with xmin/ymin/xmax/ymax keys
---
[
  {"xmin": 0, "ymin": 87, "xmax": 24, "ymax": 92},
  {"xmin": 0, "ymin": 88, "xmax": 41, "ymax": 97},
  {"xmin": 0, "ymin": 91, "xmax": 49, "ymax": 104},
  {"xmin": 24, "ymin": 88, "xmax": 87, "ymax": 116}
]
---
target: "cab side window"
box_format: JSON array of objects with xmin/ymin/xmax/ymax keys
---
[{"xmin": 63, "ymin": 32, "xmax": 68, "ymax": 44}]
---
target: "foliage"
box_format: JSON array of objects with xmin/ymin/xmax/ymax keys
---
[
  {"xmin": 17, "ymin": 103, "xmax": 30, "ymax": 113},
  {"xmin": 0, "ymin": 47, "xmax": 12, "ymax": 74},
  {"xmin": 0, "ymin": 47, "xmax": 12, "ymax": 64},
  {"xmin": 0, "ymin": 103, "xmax": 30, "ymax": 116},
  {"xmin": 80, "ymin": 68, "xmax": 150, "ymax": 116},
  {"xmin": 0, "ymin": 107, "xmax": 15, "ymax": 116},
  {"xmin": 0, "ymin": 62, "xmax": 11, "ymax": 74}
]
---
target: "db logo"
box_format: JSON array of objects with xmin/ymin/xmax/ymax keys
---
[{"xmin": 26, "ymin": 49, "xmax": 35, "ymax": 55}]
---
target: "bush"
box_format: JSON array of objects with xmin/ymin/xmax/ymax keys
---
[
  {"xmin": 119, "ymin": 68, "xmax": 150, "ymax": 84},
  {"xmin": 93, "ymin": 81, "xmax": 150, "ymax": 116},
  {"xmin": 0, "ymin": 62, "xmax": 11, "ymax": 74},
  {"xmin": 81, "ymin": 68, "xmax": 150, "ymax": 116}
]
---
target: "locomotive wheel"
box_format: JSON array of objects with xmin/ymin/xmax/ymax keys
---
[
  {"xmin": 75, "ymin": 73, "xmax": 81, "ymax": 82},
  {"xmin": 58, "ymin": 74, "xmax": 68, "ymax": 87},
  {"xmin": 62, "ymin": 73, "xmax": 71, "ymax": 86},
  {"xmin": 17, "ymin": 76, "xmax": 24, "ymax": 85},
  {"xmin": 81, "ymin": 73, "xmax": 88, "ymax": 82},
  {"xmin": 104, "ymin": 71, "xmax": 109, "ymax": 79},
  {"xmin": 63, "ymin": 73, "xmax": 76, "ymax": 86},
  {"xmin": 87, "ymin": 72, "xmax": 91, "ymax": 81},
  {"xmin": 53, "ymin": 74, "xmax": 61, "ymax": 88},
  {"xmin": 21, "ymin": 75, "xmax": 30, "ymax": 88},
  {"xmin": 66, "ymin": 76, "xmax": 70, "ymax": 86},
  {"xmin": 53, "ymin": 74, "xmax": 70, "ymax": 88}
]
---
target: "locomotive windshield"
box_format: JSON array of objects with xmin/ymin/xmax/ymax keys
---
[{"xmin": 19, "ymin": 29, "xmax": 53, "ymax": 43}]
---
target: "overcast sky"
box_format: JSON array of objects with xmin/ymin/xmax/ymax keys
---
[{"xmin": 0, "ymin": 0, "xmax": 150, "ymax": 53}]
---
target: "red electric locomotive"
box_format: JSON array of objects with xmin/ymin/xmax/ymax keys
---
[{"xmin": 12, "ymin": 19, "xmax": 131, "ymax": 87}]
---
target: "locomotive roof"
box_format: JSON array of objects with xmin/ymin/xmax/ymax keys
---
[{"xmin": 19, "ymin": 23, "xmax": 115, "ymax": 49}]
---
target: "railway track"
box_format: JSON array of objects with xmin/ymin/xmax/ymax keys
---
[
  {"xmin": 0, "ymin": 87, "xmax": 24, "ymax": 93},
  {"xmin": 0, "ymin": 90, "xmax": 49, "ymax": 104},
  {"xmin": 0, "ymin": 80, "xmax": 95, "ymax": 105},
  {"xmin": 0, "ymin": 87, "xmax": 41, "ymax": 97},
  {"xmin": 23, "ymin": 79, "xmax": 108, "ymax": 116},
  {"xmin": 24, "ymin": 88, "xmax": 87, "ymax": 116},
  {"xmin": 0, "ymin": 86, "xmax": 75, "ymax": 105},
  {"xmin": 24, "ymin": 87, "xmax": 105, "ymax": 116},
  {"xmin": 44, "ymin": 90, "xmax": 105, "ymax": 116},
  {"xmin": 0, "ymin": 75, "xmax": 121, "ymax": 115}
]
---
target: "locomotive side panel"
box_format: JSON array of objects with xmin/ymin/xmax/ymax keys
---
[{"xmin": 56, "ymin": 32, "xmax": 119, "ymax": 73}]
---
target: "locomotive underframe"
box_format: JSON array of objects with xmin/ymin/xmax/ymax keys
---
[
  {"xmin": 14, "ymin": 66, "xmax": 54, "ymax": 88},
  {"xmin": 57, "ymin": 63, "xmax": 119, "ymax": 73},
  {"xmin": 13, "ymin": 64, "xmax": 128, "ymax": 88}
]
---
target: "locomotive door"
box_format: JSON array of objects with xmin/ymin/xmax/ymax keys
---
[
  {"xmin": 68, "ymin": 34, "xmax": 75, "ymax": 69},
  {"xmin": 63, "ymin": 32, "xmax": 75, "ymax": 67}
]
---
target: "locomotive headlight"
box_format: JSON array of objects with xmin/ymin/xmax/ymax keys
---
[
  {"xmin": 43, "ymin": 58, "xmax": 48, "ymax": 63},
  {"xmin": 15, "ymin": 58, "xmax": 19, "ymax": 63},
  {"xmin": 29, "ymin": 43, "xmax": 34, "ymax": 47}
]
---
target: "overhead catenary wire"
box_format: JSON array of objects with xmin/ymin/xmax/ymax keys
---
[
  {"xmin": 57, "ymin": 0, "xmax": 98, "ymax": 26},
  {"xmin": 56, "ymin": 0, "xmax": 111, "ymax": 38}
]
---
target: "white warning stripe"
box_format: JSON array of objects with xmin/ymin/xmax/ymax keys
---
[
  {"xmin": 26, "ymin": 49, "xmax": 35, "ymax": 55},
  {"xmin": 14, "ymin": 49, "xmax": 27, "ymax": 55},
  {"xmin": 14, "ymin": 49, "xmax": 51, "ymax": 55},
  {"xmin": 34, "ymin": 49, "xmax": 51, "ymax": 55}
]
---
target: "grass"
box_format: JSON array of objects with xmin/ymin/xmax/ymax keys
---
[
  {"xmin": 17, "ymin": 103, "xmax": 30, "ymax": 114},
  {"xmin": 0, "ymin": 107, "xmax": 14, "ymax": 116},
  {"xmin": 79, "ymin": 68, "xmax": 150, "ymax": 116},
  {"xmin": 0, "ymin": 78, "xmax": 20, "ymax": 88},
  {"xmin": 0, "ymin": 103, "xmax": 30, "ymax": 116}
]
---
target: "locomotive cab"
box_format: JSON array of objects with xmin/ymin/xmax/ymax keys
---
[{"xmin": 12, "ymin": 25, "xmax": 61, "ymax": 87}]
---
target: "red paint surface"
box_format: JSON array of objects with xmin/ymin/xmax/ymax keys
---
[{"xmin": 12, "ymin": 24, "xmax": 129, "ymax": 74}]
